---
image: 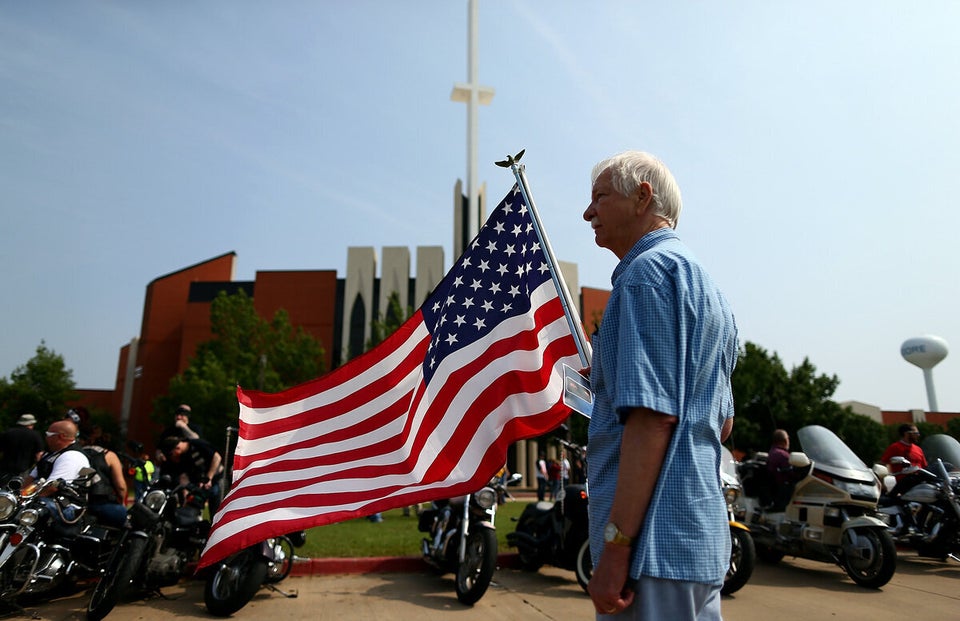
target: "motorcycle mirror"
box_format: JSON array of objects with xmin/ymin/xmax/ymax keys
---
[
  {"xmin": 872, "ymin": 463, "xmax": 890, "ymax": 478},
  {"xmin": 788, "ymin": 452, "xmax": 811, "ymax": 468},
  {"xmin": 889, "ymin": 456, "xmax": 911, "ymax": 466}
]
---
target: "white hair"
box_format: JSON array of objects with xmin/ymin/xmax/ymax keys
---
[{"xmin": 591, "ymin": 151, "xmax": 683, "ymax": 229}]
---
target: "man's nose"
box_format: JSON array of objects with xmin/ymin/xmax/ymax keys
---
[{"xmin": 583, "ymin": 203, "xmax": 595, "ymax": 221}]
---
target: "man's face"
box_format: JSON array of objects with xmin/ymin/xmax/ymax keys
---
[
  {"xmin": 169, "ymin": 441, "xmax": 187, "ymax": 460},
  {"xmin": 906, "ymin": 427, "xmax": 920, "ymax": 443},
  {"xmin": 583, "ymin": 169, "xmax": 643, "ymax": 259},
  {"xmin": 44, "ymin": 427, "xmax": 67, "ymax": 450}
]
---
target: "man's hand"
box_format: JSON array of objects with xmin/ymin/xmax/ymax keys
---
[{"xmin": 588, "ymin": 544, "xmax": 634, "ymax": 615}]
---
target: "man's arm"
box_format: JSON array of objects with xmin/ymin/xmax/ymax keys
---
[
  {"xmin": 105, "ymin": 451, "xmax": 128, "ymax": 505},
  {"xmin": 205, "ymin": 451, "xmax": 222, "ymax": 489},
  {"xmin": 721, "ymin": 415, "xmax": 734, "ymax": 443},
  {"xmin": 588, "ymin": 407, "xmax": 677, "ymax": 614}
]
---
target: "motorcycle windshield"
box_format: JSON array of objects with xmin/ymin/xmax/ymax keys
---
[
  {"xmin": 797, "ymin": 425, "xmax": 873, "ymax": 481},
  {"xmin": 922, "ymin": 435, "xmax": 960, "ymax": 472}
]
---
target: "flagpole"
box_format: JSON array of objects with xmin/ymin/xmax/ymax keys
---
[{"xmin": 496, "ymin": 150, "xmax": 592, "ymax": 369}]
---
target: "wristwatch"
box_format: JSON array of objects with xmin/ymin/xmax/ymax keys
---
[{"xmin": 603, "ymin": 522, "xmax": 633, "ymax": 547}]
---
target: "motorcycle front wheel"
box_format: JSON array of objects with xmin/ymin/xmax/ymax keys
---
[
  {"xmin": 86, "ymin": 536, "xmax": 149, "ymax": 621},
  {"xmin": 574, "ymin": 538, "xmax": 592, "ymax": 593},
  {"xmin": 721, "ymin": 526, "xmax": 755, "ymax": 595},
  {"xmin": 264, "ymin": 536, "xmax": 295, "ymax": 584},
  {"xmin": 455, "ymin": 528, "xmax": 498, "ymax": 605},
  {"xmin": 204, "ymin": 547, "xmax": 269, "ymax": 617},
  {"xmin": 841, "ymin": 527, "xmax": 897, "ymax": 589}
]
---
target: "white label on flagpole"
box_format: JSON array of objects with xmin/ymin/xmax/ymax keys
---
[{"xmin": 562, "ymin": 364, "xmax": 593, "ymax": 419}]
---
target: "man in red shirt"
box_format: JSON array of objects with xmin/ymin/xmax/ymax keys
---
[{"xmin": 881, "ymin": 424, "xmax": 928, "ymax": 497}]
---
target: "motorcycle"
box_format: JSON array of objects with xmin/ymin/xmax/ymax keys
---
[
  {"xmin": 85, "ymin": 471, "xmax": 210, "ymax": 621},
  {"xmin": 875, "ymin": 433, "xmax": 960, "ymax": 562},
  {"xmin": 507, "ymin": 439, "xmax": 592, "ymax": 592},
  {"xmin": 0, "ymin": 468, "xmax": 109, "ymax": 604},
  {"xmin": 204, "ymin": 426, "xmax": 307, "ymax": 616},
  {"xmin": 738, "ymin": 425, "xmax": 897, "ymax": 589},
  {"xmin": 418, "ymin": 471, "xmax": 521, "ymax": 605},
  {"xmin": 720, "ymin": 446, "xmax": 755, "ymax": 595}
]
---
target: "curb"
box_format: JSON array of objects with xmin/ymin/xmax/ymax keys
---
[{"xmin": 290, "ymin": 553, "xmax": 522, "ymax": 576}]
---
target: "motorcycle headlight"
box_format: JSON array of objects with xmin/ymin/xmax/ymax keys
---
[
  {"xmin": 0, "ymin": 492, "xmax": 17, "ymax": 521},
  {"xmin": 474, "ymin": 488, "xmax": 497, "ymax": 510},
  {"xmin": 144, "ymin": 490, "xmax": 167, "ymax": 512},
  {"xmin": 19, "ymin": 508, "xmax": 39, "ymax": 526},
  {"xmin": 724, "ymin": 487, "xmax": 739, "ymax": 506}
]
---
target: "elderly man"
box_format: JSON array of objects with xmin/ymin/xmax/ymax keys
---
[
  {"xmin": 583, "ymin": 151, "xmax": 738, "ymax": 621},
  {"xmin": 26, "ymin": 420, "xmax": 90, "ymax": 487}
]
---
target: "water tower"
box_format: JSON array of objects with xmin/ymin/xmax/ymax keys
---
[{"xmin": 901, "ymin": 335, "xmax": 949, "ymax": 412}]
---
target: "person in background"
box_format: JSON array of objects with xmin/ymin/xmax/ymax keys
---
[
  {"xmin": 159, "ymin": 404, "xmax": 203, "ymax": 444},
  {"xmin": 766, "ymin": 429, "xmax": 791, "ymax": 484},
  {"xmin": 766, "ymin": 429, "xmax": 796, "ymax": 510},
  {"xmin": 80, "ymin": 437, "xmax": 128, "ymax": 527},
  {"xmin": 0, "ymin": 413, "xmax": 45, "ymax": 482},
  {"xmin": 536, "ymin": 452, "xmax": 549, "ymax": 501},
  {"xmin": 159, "ymin": 435, "xmax": 223, "ymax": 516},
  {"xmin": 881, "ymin": 424, "xmax": 928, "ymax": 496},
  {"xmin": 583, "ymin": 151, "xmax": 737, "ymax": 620}
]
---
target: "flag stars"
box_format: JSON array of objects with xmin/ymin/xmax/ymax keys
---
[
  {"xmin": 463, "ymin": 297, "xmax": 475, "ymax": 309},
  {"xmin": 501, "ymin": 302, "xmax": 513, "ymax": 313},
  {"xmin": 445, "ymin": 295, "xmax": 456, "ymax": 307},
  {"xmin": 538, "ymin": 262, "xmax": 549, "ymax": 274},
  {"xmin": 481, "ymin": 300, "xmax": 494, "ymax": 312},
  {"xmin": 454, "ymin": 315, "xmax": 466, "ymax": 327},
  {"xmin": 453, "ymin": 276, "xmax": 463, "ymax": 288},
  {"xmin": 478, "ymin": 260, "xmax": 490, "ymax": 272},
  {"xmin": 508, "ymin": 285, "xmax": 521, "ymax": 297},
  {"xmin": 497, "ymin": 264, "xmax": 509, "ymax": 276},
  {"xmin": 511, "ymin": 224, "xmax": 523, "ymax": 237},
  {"xmin": 489, "ymin": 282, "xmax": 501, "ymax": 294},
  {"xmin": 505, "ymin": 244, "xmax": 516, "ymax": 256},
  {"xmin": 470, "ymin": 279, "xmax": 483, "ymax": 291},
  {"xmin": 494, "ymin": 221, "xmax": 505, "ymax": 234},
  {"xmin": 474, "ymin": 318, "xmax": 486, "ymax": 330},
  {"xmin": 486, "ymin": 240, "xmax": 498, "ymax": 253},
  {"xmin": 445, "ymin": 333, "xmax": 458, "ymax": 346}
]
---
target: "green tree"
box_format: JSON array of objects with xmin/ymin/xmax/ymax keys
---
[
  {"xmin": 366, "ymin": 292, "xmax": 412, "ymax": 351},
  {"xmin": 0, "ymin": 341, "xmax": 78, "ymax": 428},
  {"xmin": 729, "ymin": 342, "xmax": 886, "ymax": 462},
  {"xmin": 155, "ymin": 290, "xmax": 326, "ymax": 439}
]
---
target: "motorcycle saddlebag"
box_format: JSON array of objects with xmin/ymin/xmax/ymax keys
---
[{"xmin": 418, "ymin": 509, "xmax": 438, "ymax": 533}]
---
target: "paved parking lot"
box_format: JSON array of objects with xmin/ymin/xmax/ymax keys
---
[{"xmin": 11, "ymin": 550, "xmax": 960, "ymax": 620}]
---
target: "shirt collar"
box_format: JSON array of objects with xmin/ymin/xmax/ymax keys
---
[{"xmin": 611, "ymin": 227, "xmax": 678, "ymax": 285}]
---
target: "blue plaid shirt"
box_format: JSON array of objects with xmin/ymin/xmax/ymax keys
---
[{"xmin": 587, "ymin": 228, "xmax": 738, "ymax": 584}]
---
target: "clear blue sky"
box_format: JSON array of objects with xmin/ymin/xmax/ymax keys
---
[{"xmin": 2, "ymin": 1, "xmax": 958, "ymax": 413}]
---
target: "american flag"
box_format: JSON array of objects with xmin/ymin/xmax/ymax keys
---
[{"xmin": 199, "ymin": 184, "xmax": 581, "ymax": 567}]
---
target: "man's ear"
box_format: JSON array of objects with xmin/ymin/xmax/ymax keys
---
[{"xmin": 635, "ymin": 181, "xmax": 654, "ymax": 213}]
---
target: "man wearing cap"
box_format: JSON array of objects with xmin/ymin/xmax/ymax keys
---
[
  {"xmin": 158, "ymin": 404, "xmax": 203, "ymax": 444},
  {"xmin": 0, "ymin": 413, "xmax": 45, "ymax": 482}
]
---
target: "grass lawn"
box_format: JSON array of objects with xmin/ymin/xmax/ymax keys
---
[{"xmin": 297, "ymin": 497, "xmax": 530, "ymax": 559}]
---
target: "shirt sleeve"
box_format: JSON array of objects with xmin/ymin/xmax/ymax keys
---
[{"xmin": 614, "ymin": 281, "xmax": 679, "ymax": 419}]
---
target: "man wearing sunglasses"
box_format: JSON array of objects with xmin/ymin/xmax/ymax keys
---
[{"xmin": 25, "ymin": 420, "xmax": 91, "ymax": 493}]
